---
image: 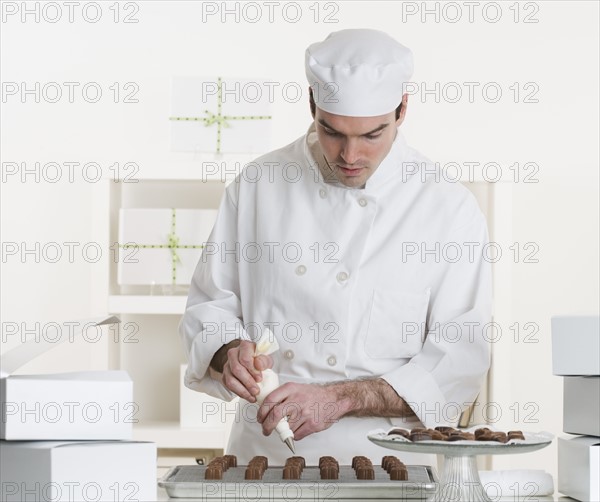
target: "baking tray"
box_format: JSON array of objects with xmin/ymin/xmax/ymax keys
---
[{"xmin": 159, "ymin": 465, "xmax": 438, "ymax": 499}]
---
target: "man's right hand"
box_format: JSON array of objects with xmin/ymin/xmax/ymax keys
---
[{"xmin": 208, "ymin": 339, "xmax": 273, "ymax": 402}]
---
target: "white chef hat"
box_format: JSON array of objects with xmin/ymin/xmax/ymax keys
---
[{"xmin": 305, "ymin": 29, "xmax": 414, "ymax": 117}]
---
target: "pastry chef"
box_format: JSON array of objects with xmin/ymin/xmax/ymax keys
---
[{"xmin": 180, "ymin": 29, "xmax": 492, "ymax": 465}]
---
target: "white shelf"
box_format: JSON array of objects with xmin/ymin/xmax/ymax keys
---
[
  {"xmin": 133, "ymin": 421, "xmax": 229, "ymax": 449},
  {"xmin": 108, "ymin": 295, "xmax": 187, "ymax": 315}
]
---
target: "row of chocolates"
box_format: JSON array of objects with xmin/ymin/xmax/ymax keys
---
[
  {"xmin": 388, "ymin": 426, "xmax": 526, "ymax": 443},
  {"xmin": 203, "ymin": 455, "xmax": 411, "ymax": 481}
]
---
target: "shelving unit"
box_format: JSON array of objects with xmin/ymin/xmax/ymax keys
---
[{"xmin": 91, "ymin": 169, "xmax": 235, "ymax": 456}]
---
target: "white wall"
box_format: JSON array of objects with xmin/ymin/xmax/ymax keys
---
[{"xmin": 2, "ymin": 0, "xmax": 598, "ymax": 485}]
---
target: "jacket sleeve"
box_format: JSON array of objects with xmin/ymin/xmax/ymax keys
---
[
  {"xmin": 179, "ymin": 182, "xmax": 249, "ymax": 401},
  {"xmin": 381, "ymin": 206, "xmax": 492, "ymax": 429}
]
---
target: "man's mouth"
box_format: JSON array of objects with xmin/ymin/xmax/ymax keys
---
[{"xmin": 337, "ymin": 165, "xmax": 365, "ymax": 176}]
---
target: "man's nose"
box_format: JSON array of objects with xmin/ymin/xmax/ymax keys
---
[{"xmin": 340, "ymin": 138, "xmax": 360, "ymax": 165}]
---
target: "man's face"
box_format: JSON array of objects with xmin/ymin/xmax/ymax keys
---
[{"xmin": 314, "ymin": 106, "xmax": 402, "ymax": 188}]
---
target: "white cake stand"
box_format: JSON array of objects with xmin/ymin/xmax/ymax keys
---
[{"xmin": 368, "ymin": 430, "xmax": 553, "ymax": 502}]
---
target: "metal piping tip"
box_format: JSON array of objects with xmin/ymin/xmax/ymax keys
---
[{"xmin": 284, "ymin": 437, "xmax": 295, "ymax": 454}]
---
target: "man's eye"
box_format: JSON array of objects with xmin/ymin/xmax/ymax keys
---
[
  {"xmin": 324, "ymin": 129, "xmax": 340, "ymax": 137},
  {"xmin": 365, "ymin": 133, "xmax": 382, "ymax": 140}
]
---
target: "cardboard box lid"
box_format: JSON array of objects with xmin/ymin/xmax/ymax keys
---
[
  {"xmin": 558, "ymin": 436, "xmax": 600, "ymax": 449},
  {"xmin": 0, "ymin": 316, "xmax": 120, "ymax": 378},
  {"xmin": 0, "ymin": 440, "xmax": 154, "ymax": 450},
  {"xmin": 561, "ymin": 435, "xmax": 600, "ymax": 447},
  {"xmin": 5, "ymin": 371, "xmax": 131, "ymax": 383}
]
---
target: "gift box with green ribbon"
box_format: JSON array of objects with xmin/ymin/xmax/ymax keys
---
[
  {"xmin": 170, "ymin": 76, "xmax": 273, "ymax": 154},
  {"xmin": 117, "ymin": 208, "xmax": 217, "ymax": 285}
]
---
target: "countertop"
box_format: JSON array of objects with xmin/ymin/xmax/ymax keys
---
[{"xmin": 156, "ymin": 486, "xmax": 577, "ymax": 501}]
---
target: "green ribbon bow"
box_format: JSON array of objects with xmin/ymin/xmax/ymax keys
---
[
  {"xmin": 166, "ymin": 231, "xmax": 181, "ymax": 266},
  {"xmin": 120, "ymin": 209, "xmax": 203, "ymax": 285},
  {"xmin": 202, "ymin": 110, "xmax": 229, "ymax": 127}
]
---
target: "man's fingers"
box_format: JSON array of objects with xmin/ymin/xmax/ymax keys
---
[
  {"xmin": 238, "ymin": 342, "xmax": 262, "ymax": 380},
  {"xmin": 259, "ymin": 401, "xmax": 288, "ymax": 435},
  {"xmin": 254, "ymin": 354, "xmax": 273, "ymax": 372},
  {"xmin": 288, "ymin": 406, "xmax": 319, "ymax": 440},
  {"xmin": 292, "ymin": 421, "xmax": 312, "ymax": 441},
  {"xmin": 227, "ymin": 347, "xmax": 261, "ymax": 396},
  {"xmin": 223, "ymin": 365, "xmax": 256, "ymax": 402},
  {"xmin": 261, "ymin": 407, "xmax": 307, "ymax": 438},
  {"xmin": 257, "ymin": 401, "xmax": 276, "ymax": 432},
  {"xmin": 257, "ymin": 383, "xmax": 335, "ymax": 440}
]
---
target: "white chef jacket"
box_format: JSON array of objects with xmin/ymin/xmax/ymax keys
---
[{"xmin": 180, "ymin": 124, "xmax": 492, "ymax": 465}]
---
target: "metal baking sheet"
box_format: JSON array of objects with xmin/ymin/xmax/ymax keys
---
[{"xmin": 159, "ymin": 465, "xmax": 438, "ymax": 499}]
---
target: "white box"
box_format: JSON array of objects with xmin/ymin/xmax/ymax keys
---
[
  {"xmin": 1, "ymin": 371, "xmax": 133, "ymax": 440},
  {"xmin": 564, "ymin": 377, "xmax": 600, "ymax": 436},
  {"xmin": 180, "ymin": 365, "xmax": 236, "ymax": 442},
  {"xmin": 552, "ymin": 316, "xmax": 600, "ymax": 375},
  {"xmin": 0, "ymin": 440, "xmax": 156, "ymax": 502},
  {"xmin": 1, "ymin": 316, "xmax": 133, "ymax": 440},
  {"xmin": 558, "ymin": 436, "xmax": 600, "ymax": 501},
  {"xmin": 170, "ymin": 76, "xmax": 273, "ymax": 154},
  {"xmin": 118, "ymin": 208, "xmax": 217, "ymax": 285}
]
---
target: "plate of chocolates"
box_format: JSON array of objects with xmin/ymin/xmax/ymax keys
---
[{"xmin": 368, "ymin": 426, "xmax": 553, "ymax": 456}]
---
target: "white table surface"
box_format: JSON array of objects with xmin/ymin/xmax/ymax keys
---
[{"xmin": 156, "ymin": 486, "xmax": 578, "ymax": 501}]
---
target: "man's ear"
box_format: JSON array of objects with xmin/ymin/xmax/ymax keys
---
[{"xmin": 396, "ymin": 93, "xmax": 409, "ymax": 126}]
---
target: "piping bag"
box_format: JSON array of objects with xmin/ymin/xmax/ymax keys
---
[{"xmin": 252, "ymin": 328, "xmax": 295, "ymax": 453}]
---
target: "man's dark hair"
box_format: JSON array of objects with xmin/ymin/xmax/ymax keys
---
[{"xmin": 309, "ymin": 88, "xmax": 402, "ymax": 119}]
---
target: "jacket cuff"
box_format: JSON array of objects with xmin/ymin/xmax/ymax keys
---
[
  {"xmin": 184, "ymin": 368, "xmax": 238, "ymax": 402},
  {"xmin": 196, "ymin": 321, "xmax": 249, "ymax": 375},
  {"xmin": 381, "ymin": 362, "xmax": 448, "ymax": 430},
  {"xmin": 181, "ymin": 316, "xmax": 250, "ymax": 401}
]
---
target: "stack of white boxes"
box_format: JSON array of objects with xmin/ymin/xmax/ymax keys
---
[
  {"xmin": 0, "ymin": 317, "xmax": 157, "ymax": 502},
  {"xmin": 552, "ymin": 316, "xmax": 600, "ymax": 501}
]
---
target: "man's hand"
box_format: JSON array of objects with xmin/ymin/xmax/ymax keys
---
[
  {"xmin": 256, "ymin": 378, "xmax": 417, "ymax": 440},
  {"xmin": 256, "ymin": 383, "xmax": 348, "ymax": 440},
  {"xmin": 208, "ymin": 339, "xmax": 273, "ymax": 402}
]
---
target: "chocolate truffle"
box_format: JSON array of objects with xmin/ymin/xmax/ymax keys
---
[
  {"xmin": 447, "ymin": 433, "xmax": 471, "ymax": 441},
  {"xmin": 387, "ymin": 428, "xmax": 410, "ymax": 438},
  {"xmin": 283, "ymin": 465, "xmax": 301, "ymax": 480},
  {"xmin": 205, "ymin": 466, "xmax": 223, "ymax": 480},
  {"xmin": 320, "ymin": 466, "xmax": 339, "ymax": 479},
  {"xmin": 356, "ymin": 467, "xmax": 375, "ymax": 480},
  {"xmin": 223, "ymin": 455, "xmax": 237, "ymax": 468},
  {"xmin": 489, "ymin": 432, "xmax": 508, "ymax": 443},
  {"xmin": 288, "ymin": 456, "xmax": 306, "ymax": 469},
  {"xmin": 410, "ymin": 431, "xmax": 433, "ymax": 441},
  {"xmin": 319, "ymin": 456, "xmax": 337, "ymax": 467},
  {"xmin": 429, "ymin": 430, "xmax": 445, "ymax": 440},
  {"xmin": 390, "ymin": 466, "xmax": 408, "ymax": 481},
  {"xmin": 381, "ymin": 456, "xmax": 395, "ymax": 471},
  {"xmin": 244, "ymin": 467, "xmax": 263, "ymax": 480},
  {"xmin": 352, "ymin": 456, "xmax": 369, "ymax": 468}
]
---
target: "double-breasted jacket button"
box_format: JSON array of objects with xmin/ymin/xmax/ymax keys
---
[{"xmin": 336, "ymin": 271, "xmax": 349, "ymax": 283}]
